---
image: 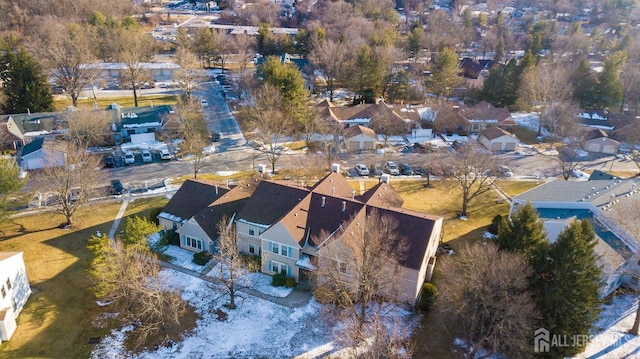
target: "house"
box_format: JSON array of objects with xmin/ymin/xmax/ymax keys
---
[
  {"xmin": 0, "ymin": 252, "xmax": 31, "ymax": 344},
  {"xmin": 157, "ymin": 179, "xmax": 232, "ymax": 232},
  {"xmin": 234, "ymin": 170, "xmax": 443, "ymax": 304},
  {"xmin": 436, "ymin": 101, "xmax": 515, "ymax": 134},
  {"xmin": 107, "ymin": 104, "xmax": 173, "ymax": 144},
  {"xmin": 343, "ymin": 125, "xmax": 377, "ymax": 152},
  {"xmin": 582, "ymin": 128, "xmax": 620, "ymax": 155},
  {"xmin": 0, "ymin": 120, "xmax": 23, "ymax": 152},
  {"xmin": 18, "ymin": 137, "xmax": 67, "ymax": 170},
  {"xmin": 478, "ymin": 126, "xmax": 519, "ymax": 152},
  {"xmin": 316, "ymin": 99, "xmax": 418, "ymax": 132},
  {"xmin": 512, "ymin": 176, "xmax": 640, "ymax": 297},
  {"xmin": 2, "ymin": 112, "xmax": 64, "ymax": 143}
]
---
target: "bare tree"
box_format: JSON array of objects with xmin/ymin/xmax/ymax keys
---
[
  {"xmin": 231, "ymin": 33, "xmax": 256, "ymax": 75},
  {"xmin": 32, "ymin": 21, "xmax": 98, "ymax": 107},
  {"xmin": 517, "ymin": 62, "xmax": 572, "ymax": 136},
  {"xmin": 211, "ymin": 217, "xmax": 259, "ymax": 310},
  {"xmin": 369, "ymin": 106, "xmax": 406, "ymax": 148},
  {"xmin": 174, "ymin": 47, "xmax": 205, "ymax": 99},
  {"xmin": 116, "ymin": 28, "xmax": 155, "ymax": 107},
  {"xmin": 238, "ymin": 83, "xmax": 293, "ymax": 172},
  {"xmin": 309, "ymin": 39, "xmax": 354, "ymax": 101},
  {"xmin": 314, "ymin": 115, "xmax": 344, "ymax": 169},
  {"xmin": 87, "ymin": 235, "xmax": 187, "ymax": 349},
  {"xmin": 441, "ymin": 142, "xmax": 500, "ymax": 217},
  {"xmin": 65, "ymin": 109, "xmax": 113, "ymax": 148},
  {"xmin": 175, "ymin": 99, "xmax": 212, "ymax": 179},
  {"xmin": 38, "ymin": 142, "xmax": 102, "ymax": 227},
  {"xmin": 317, "ymin": 210, "xmax": 406, "ymax": 342},
  {"xmin": 436, "ymin": 243, "xmax": 537, "ymax": 358}
]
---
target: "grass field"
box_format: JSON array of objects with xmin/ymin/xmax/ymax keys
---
[
  {"xmin": 54, "ymin": 94, "xmax": 179, "ymax": 111},
  {"xmin": 0, "ymin": 197, "xmax": 167, "ymax": 358}
]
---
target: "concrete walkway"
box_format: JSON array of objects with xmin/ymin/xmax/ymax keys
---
[{"xmin": 110, "ymin": 196, "xmax": 312, "ymax": 309}]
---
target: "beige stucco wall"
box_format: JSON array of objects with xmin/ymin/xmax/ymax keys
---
[
  {"xmin": 261, "ymin": 222, "xmax": 301, "ymax": 280},
  {"xmin": 178, "ymin": 218, "xmax": 213, "ymax": 253}
]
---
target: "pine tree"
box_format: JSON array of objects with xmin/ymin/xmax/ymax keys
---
[
  {"xmin": 596, "ymin": 51, "xmax": 626, "ymax": 109},
  {"xmin": 477, "ymin": 58, "xmax": 519, "ymax": 108},
  {"xmin": 496, "ymin": 202, "xmax": 548, "ymax": 261},
  {"xmin": 532, "ymin": 219, "xmax": 603, "ymax": 357},
  {"xmin": 0, "ymin": 48, "xmax": 54, "ymax": 114},
  {"xmin": 570, "ymin": 56, "xmax": 598, "ymax": 109},
  {"xmin": 429, "ymin": 47, "xmax": 460, "ymax": 97},
  {"xmin": 121, "ymin": 216, "xmax": 162, "ymax": 251}
]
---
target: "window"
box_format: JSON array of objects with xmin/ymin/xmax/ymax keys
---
[
  {"xmin": 6, "ymin": 278, "xmax": 11, "ymax": 290},
  {"xmin": 184, "ymin": 235, "xmax": 203, "ymax": 250},
  {"xmin": 248, "ymin": 225, "xmax": 266, "ymax": 236},
  {"xmin": 268, "ymin": 241, "xmax": 293, "ymax": 257},
  {"xmin": 249, "ymin": 243, "xmax": 255, "ymax": 254},
  {"xmin": 249, "ymin": 227, "xmax": 255, "ymax": 236},
  {"xmin": 272, "ymin": 243, "xmax": 279, "ymax": 254},
  {"xmin": 269, "ymin": 260, "xmax": 290, "ymax": 275}
]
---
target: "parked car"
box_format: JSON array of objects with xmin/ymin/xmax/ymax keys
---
[
  {"xmin": 496, "ymin": 165, "xmax": 513, "ymax": 177},
  {"xmin": 384, "ymin": 161, "xmax": 400, "ymax": 175},
  {"xmin": 211, "ymin": 132, "xmax": 221, "ymax": 142},
  {"xmin": 160, "ymin": 148, "xmax": 172, "ymax": 160},
  {"xmin": 399, "ymin": 163, "xmax": 413, "ymax": 175},
  {"xmin": 110, "ymin": 179, "xmax": 124, "ymax": 195},
  {"xmin": 355, "ymin": 163, "xmax": 370, "ymax": 176},
  {"xmin": 141, "ymin": 150, "xmax": 152, "ymax": 163},
  {"xmin": 369, "ymin": 164, "xmax": 383, "ymax": 177},
  {"xmin": 124, "ymin": 152, "xmax": 135, "ymax": 165},
  {"xmin": 103, "ymin": 156, "xmax": 115, "ymax": 168},
  {"xmin": 200, "ymin": 99, "xmax": 208, "ymax": 107}
]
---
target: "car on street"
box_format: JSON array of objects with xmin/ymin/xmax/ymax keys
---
[
  {"xmin": 103, "ymin": 156, "xmax": 115, "ymax": 168},
  {"xmin": 211, "ymin": 132, "xmax": 221, "ymax": 142},
  {"xmin": 142, "ymin": 150, "xmax": 152, "ymax": 163},
  {"xmin": 200, "ymin": 99, "xmax": 208, "ymax": 107},
  {"xmin": 110, "ymin": 179, "xmax": 124, "ymax": 195},
  {"xmin": 355, "ymin": 164, "xmax": 369, "ymax": 176},
  {"xmin": 384, "ymin": 161, "xmax": 400, "ymax": 175},
  {"xmin": 496, "ymin": 165, "xmax": 513, "ymax": 177},
  {"xmin": 124, "ymin": 152, "xmax": 135, "ymax": 165},
  {"xmin": 160, "ymin": 148, "xmax": 172, "ymax": 160}
]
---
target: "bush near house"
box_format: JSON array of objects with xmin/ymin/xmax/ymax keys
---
[
  {"xmin": 149, "ymin": 207, "xmax": 163, "ymax": 225},
  {"xmin": 241, "ymin": 253, "xmax": 261, "ymax": 272},
  {"xmin": 285, "ymin": 277, "xmax": 296, "ymax": 288},
  {"xmin": 418, "ymin": 283, "xmax": 438, "ymax": 311},
  {"xmin": 271, "ymin": 272, "xmax": 286, "ymax": 286},
  {"xmin": 193, "ymin": 251, "xmax": 212, "ymax": 265},
  {"xmin": 314, "ymin": 286, "xmax": 334, "ymax": 304},
  {"xmin": 161, "ymin": 229, "xmax": 179, "ymax": 246},
  {"xmin": 488, "ymin": 214, "xmax": 502, "ymax": 235}
]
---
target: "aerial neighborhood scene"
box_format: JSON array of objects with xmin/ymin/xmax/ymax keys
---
[{"xmin": 2, "ymin": 0, "xmax": 640, "ymax": 357}]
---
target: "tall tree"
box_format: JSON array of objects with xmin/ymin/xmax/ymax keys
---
[
  {"xmin": 33, "ymin": 21, "xmax": 98, "ymax": 107},
  {"xmin": 174, "ymin": 47, "xmax": 205, "ymax": 99},
  {"xmin": 121, "ymin": 216, "xmax": 161, "ymax": 251},
  {"xmin": 428, "ymin": 47, "xmax": 460, "ymax": 98},
  {"xmin": 496, "ymin": 202, "xmax": 548, "ymax": 260},
  {"xmin": 441, "ymin": 142, "xmax": 500, "ymax": 217},
  {"xmin": 309, "ymin": 38, "xmax": 354, "ymax": 102},
  {"xmin": 175, "ymin": 99, "xmax": 212, "ymax": 179},
  {"xmin": 477, "ymin": 58, "xmax": 519, "ymax": 108},
  {"xmin": 596, "ymin": 51, "xmax": 626, "ymax": 109},
  {"xmin": 37, "ymin": 142, "xmax": 102, "ymax": 227},
  {"xmin": 116, "ymin": 25, "xmax": 156, "ymax": 107},
  {"xmin": 0, "ymin": 48, "xmax": 54, "ymax": 114},
  {"xmin": 436, "ymin": 243, "xmax": 537, "ymax": 358},
  {"xmin": 570, "ymin": 56, "xmax": 598, "ymax": 109},
  {"xmin": 65, "ymin": 109, "xmax": 113, "ymax": 148},
  {"xmin": 532, "ymin": 219, "xmax": 603, "ymax": 357}
]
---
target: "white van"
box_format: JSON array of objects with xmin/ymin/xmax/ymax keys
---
[
  {"xmin": 160, "ymin": 148, "xmax": 172, "ymax": 160},
  {"xmin": 142, "ymin": 150, "xmax": 152, "ymax": 163}
]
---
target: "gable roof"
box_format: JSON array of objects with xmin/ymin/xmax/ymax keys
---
[
  {"xmin": 160, "ymin": 179, "xmax": 230, "ymax": 224},
  {"xmin": 344, "ymin": 125, "xmax": 377, "ymax": 140},
  {"xmin": 4, "ymin": 112, "xmax": 63, "ymax": 137},
  {"xmin": 237, "ymin": 180, "xmax": 309, "ymax": 226},
  {"xmin": 584, "ymin": 128, "xmax": 609, "ymax": 140},
  {"xmin": 193, "ymin": 180, "xmax": 258, "ymax": 240},
  {"xmin": 460, "ymin": 101, "xmax": 515, "ymax": 126},
  {"xmin": 588, "ymin": 170, "xmax": 617, "ymax": 181},
  {"xmin": 303, "ymin": 194, "xmax": 365, "ymax": 248},
  {"xmin": 21, "ymin": 137, "xmax": 44, "ymax": 157},
  {"xmin": 0, "ymin": 251, "xmax": 22, "ymax": 263},
  {"xmin": 110, "ymin": 104, "xmax": 172, "ymax": 126},
  {"xmin": 311, "ymin": 172, "xmax": 357, "ymax": 199},
  {"xmin": 356, "ymin": 182, "xmax": 404, "ymax": 207},
  {"xmin": 479, "ymin": 126, "xmax": 518, "ymax": 141}
]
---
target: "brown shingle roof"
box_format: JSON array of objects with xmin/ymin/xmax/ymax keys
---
[
  {"xmin": 356, "ymin": 182, "xmax": 404, "ymax": 207},
  {"xmin": 237, "ymin": 180, "xmax": 309, "ymax": 226},
  {"xmin": 344, "ymin": 125, "xmax": 377, "ymax": 139},
  {"xmin": 304, "ymin": 194, "xmax": 365, "ymax": 247},
  {"xmin": 161, "ymin": 180, "xmax": 231, "ymax": 223},
  {"xmin": 311, "ymin": 172, "xmax": 357, "ymax": 198},
  {"xmin": 479, "ymin": 126, "xmax": 517, "ymax": 141},
  {"xmin": 461, "ymin": 101, "xmax": 514, "ymax": 126}
]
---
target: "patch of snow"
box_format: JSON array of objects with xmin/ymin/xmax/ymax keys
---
[
  {"xmin": 160, "ymin": 244, "xmax": 211, "ymax": 271},
  {"xmin": 207, "ymin": 263, "xmax": 293, "ymax": 298},
  {"xmin": 482, "ymin": 231, "xmax": 495, "ymax": 239}
]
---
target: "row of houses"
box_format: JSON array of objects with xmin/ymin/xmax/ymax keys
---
[{"xmin": 158, "ymin": 169, "xmax": 443, "ymax": 303}]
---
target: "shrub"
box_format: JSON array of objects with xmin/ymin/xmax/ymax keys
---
[
  {"xmin": 314, "ymin": 286, "xmax": 335, "ymax": 304},
  {"xmin": 446, "ymin": 130, "xmax": 453, "ymax": 136},
  {"xmin": 149, "ymin": 207, "xmax": 163, "ymax": 225},
  {"xmin": 419, "ymin": 282, "xmax": 438, "ymax": 311},
  {"xmin": 271, "ymin": 272, "xmax": 286, "ymax": 287},
  {"xmin": 285, "ymin": 276, "xmax": 296, "ymax": 288},
  {"xmin": 193, "ymin": 251, "xmax": 212, "ymax": 265},
  {"xmin": 161, "ymin": 229, "xmax": 179, "ymax": 246},
  {"xmin": 241, "ymin": 253, "xmax": 261, "ymax": 272},
  {"xmin": 488, "ymin": 214, "xmax": 502, "ymax": 235}
]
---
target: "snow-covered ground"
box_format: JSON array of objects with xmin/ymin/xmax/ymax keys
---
[{"xmin": 90, "ymin": 266, "xmax": 416, "ymax": 358}]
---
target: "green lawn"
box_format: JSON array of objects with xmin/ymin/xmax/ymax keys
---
[
  {"xmin": 54, "ymin": 94, "xmax": 179, "ymax": 111},
  {"xmin": 0, "ymin": 197, "xmax": 167, "ymax": 358}
]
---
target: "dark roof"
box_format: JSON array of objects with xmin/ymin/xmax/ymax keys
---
[
  {"xmin": 303, "ymin": 194, "xmax": 365, "ymax": 247},
  {"xmin": 356, "ymin": 182, "xmax": 404, "ymax": 207},
  {"xmin": 460, "ymin": 58, "xmax": 484, "ymax": 78},
  {"xmin": 194, "ymin": 182, "xmax": 257, "ymax": 240},
  {"xmin": 21, "ymin": 137, "xmax": 44, "ymax": 157},
  {"xmin": 237, "ymin": 180, "xmax": 309, "ymax": 226},
  {"xmin": 6, "ymin": 112, "xmax": 62, "ymax": 136},
  {"xmin": 588, "ymin": 170, "xmax": 617, "ymax": 181},
  {"xmin": 111, "ymin": 105, "xmax": 172, "ymax": 126},
  {"xmin": 161, "ymin": 179, "xmax": 230, "ymax": 223},
  {"xmin": 584, "ymin": 128, "xmax": 609, "ymax": 140},
  {"xmin": 461, "ymin": 101, "xmax": 513, "ymax": 125}
]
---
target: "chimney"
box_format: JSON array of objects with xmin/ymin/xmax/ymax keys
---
[
  {"xmin": 331, "ymin": 187, "xmax": 335, "ymax": 196},
  {"xmin": 352, "ymin": 190, "xmax": 356, "ymax": 199},
  {"xmin": 380, "ymin": 173, "xmax": 390, "ymax": 184},
  {"xmin": 331, "ymin": 163, "xmax": 340, "ymax": 173},
  {"xmin": 341, "ymin": 201, "xmax": 346, "ymax": 212},
  {"xmin": 215, "ymin": 185, "xmax": 218, "ymax": 195},
  {"xmin": 321, "ymin": 196, "xmax": 326, "ymax": 207}
]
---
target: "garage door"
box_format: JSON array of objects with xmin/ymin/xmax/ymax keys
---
[
  {"xmin": 491, "ymin": 142, "xmax": 502, "ymax": 151},
  {"xmin": 363, "ymin": 141, "xmax": 374, "ymax": 150},
  {"xmin": 505, "ymin": 142, "xmax": 516, "ymax": 151},
  {"xmin": 347, "ymin": 141, "xmax": 360, "ymax": 151}
]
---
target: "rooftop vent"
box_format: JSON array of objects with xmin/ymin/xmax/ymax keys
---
[
  {"xmin": 341, "ymin": 201, "xmax": 346, "ymax": 212},
  {"xmin": 321, "ymin": 196, "xmax": 326, "ymax": 207}
]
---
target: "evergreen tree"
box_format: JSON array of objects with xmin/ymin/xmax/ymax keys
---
[
  {"xmin": 121, "ymin": 216, "xmax": 162, "ymax": 251},
  {"xmin": 570, "ymin": 56, "xmax": 598, "ymax": 109},
  {"xmin": 532, "ymin": 219, "xmax": 603, "ymax": 358},
  {"xmin": 0, "ymin": 48, "xmax": 54, "ymax": 114},
  {"xmin": 596, "ymin": 51, "xmax": 626, "ymax": 109},
  {"xmin": 429, "ymin": 47, "xmax": 460, "ymax": 97},
  {"xmin": 496, "ymin": 202, "xmax": 548, "ymax": 261},
  {"xmin": 477, "ymin": 59, "xmax": 519, "ymax": 108},
  {"xmin": 87, "ymin": 233, "xmax": 116, "ymax": 298}
]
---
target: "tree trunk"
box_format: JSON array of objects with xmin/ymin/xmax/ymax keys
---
[
  {"xmin": 133, "ymin": 86, "xmax": 139, "ymax": 107},
  {"xmin": 461, "ymin": 197, "xmax": 468, "ymax": 217},
  {"xmin": 229, "ymin": 286, "xmax": 236, "ymax": 310},
  {"xmin": 631, "ymin": 293, "xmax": 640, "ymax": 335},
  {"xmin": 71, "ymin": 93, "xmax": 78, "ymax": 107}
]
